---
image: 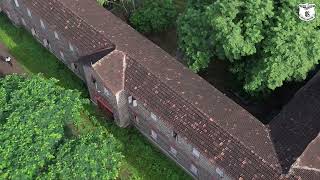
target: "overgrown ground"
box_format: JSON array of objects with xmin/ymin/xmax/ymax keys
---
[{"xmin": 0, "ymin": 13, "xmax": 190, "ymax": 180}]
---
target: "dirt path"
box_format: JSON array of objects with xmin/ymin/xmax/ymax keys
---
[{"xmin": 0, "ymin": 42, "xmax": 24, "ymax": 77}]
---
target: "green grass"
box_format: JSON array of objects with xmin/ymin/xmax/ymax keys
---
[{"xmin": 0, "ymin": 13, "xmax": 191, "ymax": 180}]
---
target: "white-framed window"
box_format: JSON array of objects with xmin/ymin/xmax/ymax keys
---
[
  {"xmin": 27, "ymin": 8, "xmax": 31, "ymax": 17},
  {"xmin": 40, "ymin": 19, "xmax": 45, "ymax": 29},
  {"xmin": 59, "ymin": 51, "xmax": 64, "ymax": 60},
  {"xmin": 190, "ymin": 164, "xmax": 198, "ymax": 176},
  {"xmin": 192, "ymin": 148, "xmax": 200, "ymax": 158},
  {"xmin": 103, "ymin": 87, "xmax": 110, "ymax": 96},
  {"xmin": 216, "ymin": 168, "xmax": 224, "ymax": 178},
  {"xmin": 150, "ymin": 112, "xmax": 158, "ymax": 121},
  {"xmin": 14, "ymin": 0, "xmax": 19, "ymax": 7},
  {"xmin": 54, "ymin": 31, "xmax": 59, "ymax": 40},
  {"xmin": 69, "ymin": 42, "xmax": 74, "ymax": 52},
  {"xmin": 133, "ymin": 99, "xmax": 137, "ymax": 107},
  {"xmin": 128, "ymin": 95, "xmax": 137, "ymax": 107},
  {"xmin": 151, "ymin": 130, "xmax": 157, "ymax": 140},
  {"xmin": 43, "ymin": 39, "xmax": 48, "ymax": 47},
  {"xmin": 128, "ymin": 96, "xmax": 133, "ymax": 104},
  {"xmin": 31, "ymin": 28, "xmax": 36, "ymax": 36},
  {"xmin": 71, "ymin": 63, "xmax": 77, "ymax": 70},
  {"xmin": 21, "ymin": 18, "xmax": 26, "ymax": 26},
  {"xmin": 172, "ymin": 131, "xmax": 178, "ymax": 141},
  {"xmin": 94, "ymin": 82, "xmax": 98, "ymax": 90},
  {"xmin": 134, "ymin": 116, "xmax": 140, "ymax": 124},
  {"xmin": 170, "ymin": 146, "xmax": 177, "ymax": 156}
]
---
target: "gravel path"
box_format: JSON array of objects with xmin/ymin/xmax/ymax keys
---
[{"xmin": 0, "ymin": 43, "xmax": 24, "ymax": 77}]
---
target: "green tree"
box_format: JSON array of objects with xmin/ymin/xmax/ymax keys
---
[
  {"xmin": 178, "ymin": 0, "xmax": 320, "ymax": 94},
  {"xmin": 129, "ymin": 0, "xmax": 177, "ymax": 33},
  {"xmin": 42, "ymin": 130, "xmax": 123, "ymax": 180},
  {"xmin": 243, "ymin": 1, "xmax": 320, "ymax": 92},
  {"xmin": 0, "ymin": 75, "xmax": 123, "ymax": 179},
  {"xmin": 177, "ymin": 8, "xmax": 212, "ymax": 72}
]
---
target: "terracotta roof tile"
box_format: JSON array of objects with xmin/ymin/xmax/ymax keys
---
[
  {"xmin": 125, "ymin": 58, "xmax": 282, "ymax": 179},
  {"xmin": 93, "ymin": 50, "xmax": 126, "ymax": 93},
  {"xmin": 23, "ymin": 0, "xmax": 114, "ymax": 58},
  {"xmin": 270, "ymin": 72, "xmax": 320, "ymax": 173}
]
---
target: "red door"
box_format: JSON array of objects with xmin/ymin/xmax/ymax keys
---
[{"xmin": 96, "ymin": 96, "xmax": 114, "ymax": 120}]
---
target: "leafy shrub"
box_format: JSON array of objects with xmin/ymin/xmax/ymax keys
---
[
  {"xmin": 0, "ymin": 75, "xmax": 123, "ymax": 179},
  {"xmin": 129, "ymin": 0, "xmax": 177, "ymax": 33},
  {"xmin": 42, "ymin": 130, "xmax": 123, "ymax": 179}
]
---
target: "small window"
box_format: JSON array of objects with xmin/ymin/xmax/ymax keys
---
[
  {"xmin": 103, "ymin": 87, "xmax": 110, "ymax": 96},
  {"xmin": 128, "ymin": 96, "xmax": 137, "ymax": 106},
  {"xmin": 172, "ymin": 131, "xmax": 178, "ymax": 141},
  {"xmin": 150, "ymin": 112, "xmax": 158, "ymax": 121},
  {"xmin": 14, "ymin": 0, "xmax": 19, "ymax": 7},
  {"xmin": 43, "ymin": 39, "xmax": 49, "ymax": 47},
  {"xmin": 21, "ymin": 18, "xmax": 26, "ymax": 26},
  {"xmin": 170, "ymin": 146, "xmax": 177, "ymax": 156},
  {"xmin": 216, "ymin": 168, "xmax": 224, "ymax": 178},
  {"xmin": 71, "ymin": 63, "xmax": 76, "ymax": 70},
  {"xmin": 27, "ymin": 8, "xmax": 32, "ymax": 17},
  {"xmin": 59, "ymin": 51, "xmax": 64, "ymax": 60},
  {"xmin": 133, "ymin": 100, "xmax": 137, "ymax": 107},
  {"xmin": 69, "ymin": 42, "xmax": 74, "ymax": 52},
  {"xmin": 151, "ymin": 130, "xmax": 157, "ymax": 140},
  {"xmin": 192, "ymin": 148, "xmax": 200, "ymax": 158},
  {"xmin": 40, "ymin": 19, "xmax": 45, "ymax": 29},
  {"xmin": 190, "ymin": 164, "xmax": 198, "ymax": 176},
  {"xmin": 128, "ymin": 96, "xmax": 133, "ymax": 104},
  {"xmin": 31, "ymin": 28, "xmax": 36, "ymax": 36},
  {"xmin": 91, "ymin": 77, "xmax": 98, "ymax": 90},
  {"xmin": 134, "ymin": 116, "xmax": 140, "ymax": 124},
  {"xmin": 54, "ymin": 31, "xmax": 59, "ymax": 40}
]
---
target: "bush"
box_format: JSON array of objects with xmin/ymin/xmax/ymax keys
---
[
  {"xmin": 0, "ymin": 75, "xmax": 123, "ymax": 179},
  {"xmin": 129, "ymin": 0, "xmax": 177, "ymax": 33}
]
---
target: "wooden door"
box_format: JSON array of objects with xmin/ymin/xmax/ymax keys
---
[{"xmin": 96, "ymin": 97, "xmax": 114, "ymax": 120}]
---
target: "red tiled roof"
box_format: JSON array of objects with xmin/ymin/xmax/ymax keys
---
[
  {"xmin": 93, "ymin": 50, "xmax": 126, "ymax": 94},
  {"xmin": 270, "ymin": 72, "xmax": 320, "ymax": 174},
  {"xmin": 23, "ymin": 0, "xmax": 114, "ymax": 59},
  {"xmin": 125, "ymin": 58, "xmax": 283, "ymax": 179}
]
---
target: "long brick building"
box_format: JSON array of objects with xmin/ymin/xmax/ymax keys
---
[{"xmin": 1, "ymin": 0, "xmax": 319, "ymax": 179}]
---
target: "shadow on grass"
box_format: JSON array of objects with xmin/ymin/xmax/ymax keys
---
[{"xmin": 0, "ymin": 14, "xmax": 190, "ymax": 180}]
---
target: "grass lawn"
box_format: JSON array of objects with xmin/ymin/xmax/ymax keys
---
[{"xmin": 0, "ymin": 13, "xmax": 190, "ymax": 180}]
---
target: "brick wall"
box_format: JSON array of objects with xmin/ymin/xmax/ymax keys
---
[
  {"xmin": 1, "ymin": 0, "xmax": 21, "ymax": 26},
  {"xmin": 5, "ymin": 0, "xmax": 85, "ymax": 80},
  {"xmin": 82, "ymin": 63, "xmax": 131, "ymax": 127},
  {"xmin": 127, "ymin": 96, "xmax": 233, "ymax": 180}
]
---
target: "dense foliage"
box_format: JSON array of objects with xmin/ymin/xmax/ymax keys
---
[
  {"xmin": 129, "ymin": 0, "xmax": 177, "ymax": 33},
  {"xmin": 43, "ymin": 130, "xmax": 123, "ymax": 179},
  {"xmin": 0, "ymin": 75, "xmax": 123, "ymax": 179},
  {"xmin": 178, "ymin": 0, "xmax": 320, "ymax": 94}
]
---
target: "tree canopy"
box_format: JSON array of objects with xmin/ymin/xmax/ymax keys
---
[
  {"xmin": 129, "ymin": 0, "xmax": 177, "ymax": 34},
  {"xmin": 178, "ymin": 0, "xmax": 320, "ymax": 94},
  {"xmin": 0, "ymin": 75, "xmax": 123, "ymax": 179}
]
